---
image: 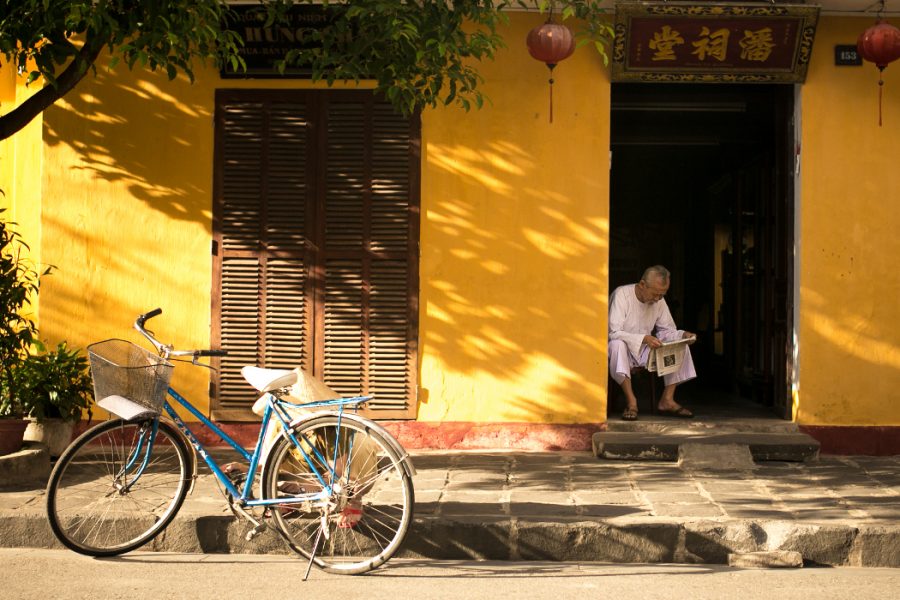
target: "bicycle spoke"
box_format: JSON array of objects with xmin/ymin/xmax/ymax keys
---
[
  {"xmin": 263, "ymin": 414, "xmax": 413, "ymax": 574},
  {"xmin": 47, "ymin": 419, "xmax": 191, "ymax": 556}
]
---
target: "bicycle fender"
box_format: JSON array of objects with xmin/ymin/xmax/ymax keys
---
[{"xmin": 287, "ymin": 411, "xmax": 416, "ymax": 478}]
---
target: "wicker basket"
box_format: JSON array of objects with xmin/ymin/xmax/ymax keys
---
[{"xmin": 88, "ymin": 339, "xmax": 174, "ymax": 415}]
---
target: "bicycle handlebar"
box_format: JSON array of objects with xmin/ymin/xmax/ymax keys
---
[{"xmin": 134, "ymin": 308, "xmax": 227, "ymax": 360}]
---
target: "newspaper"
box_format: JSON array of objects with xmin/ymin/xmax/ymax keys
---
[{"xmin": 647, "ymin": 336, "xmax": 696, "ymax": 376}]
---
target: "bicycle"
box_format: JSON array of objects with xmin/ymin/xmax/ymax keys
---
[{"xmin": 45, "ymin": 308, "xmax": 415, "ymax": 576}]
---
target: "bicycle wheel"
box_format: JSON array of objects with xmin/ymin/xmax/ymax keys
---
[
  {"xmin": 262, "ymin": 414, "xmax": 414, "ymax": 574},
  {"xmin": 46, "ymin": 418, "xmax": 191, "ymax": 556}
]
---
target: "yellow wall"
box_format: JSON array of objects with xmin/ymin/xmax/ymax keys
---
[
  {"xmin": 1, "ymin": 68, "xmax": 45, "ymax": 323},
  {"xmin": 798, "ymin": 17, "xmax": 900, "ymax": 426},
  {"xmin": 417, "ymin": 14, "xmax": 610, "ymax": 423},
  {"xmin": 32, "ymin": 64, "xmax": 369, "ymax": 421},
  {"xmin": 23, "ymin": 12, "xmax": 610, "ymax": 424},
  {"xmin": 8, "ymin": 13, "xmax": 899, "ymax": 427},
  {"xmin": 12, "ymin": 14, "xmax": 609, "ymax": 422},
  {"xmin": 34, "ymin": 66, "xmax": 217, "ymax": 419}
]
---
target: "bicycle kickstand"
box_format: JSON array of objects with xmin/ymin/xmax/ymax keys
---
[{"xmin": 303, "ymin": 524, "xmax": 325, "ymax": 581}]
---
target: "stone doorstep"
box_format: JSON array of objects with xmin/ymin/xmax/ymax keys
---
[
  {"xmin": 592, "ymin": 431, "xmax": 821, "ymax": 462},
  {"xmin": 607, "ymin": 420, "xmax": 802, "ymax": 435}
]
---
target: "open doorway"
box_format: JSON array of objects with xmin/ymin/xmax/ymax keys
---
[{"xmin": 608, "ymin": 83, "xmax": 794, "ymax": 420}]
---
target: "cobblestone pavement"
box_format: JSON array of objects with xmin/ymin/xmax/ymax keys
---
[{"xmin": 2, "ymin": 451, "xmax": 899, "ymax": 566}]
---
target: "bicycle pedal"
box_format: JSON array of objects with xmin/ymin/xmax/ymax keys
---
[{"xmin": 245, "ymin": 522, "xmax": 267, "ymax": 541}]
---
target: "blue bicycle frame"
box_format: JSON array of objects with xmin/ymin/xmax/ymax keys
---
[{"xmin": 129, "ymin": 386, "xmax": 370, "ymax": 509}]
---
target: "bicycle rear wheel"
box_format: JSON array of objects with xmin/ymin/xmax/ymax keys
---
[
  {"xmin": 262, "ymin": 414, "xmax": 414, "ymax": 574},
  {"xmin": 46, "ymin": 418, "xmax": 191, "ymax": 556}
]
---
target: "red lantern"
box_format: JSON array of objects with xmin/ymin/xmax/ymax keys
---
[
  {"xmin": 857, "ymin": 19, "xmax": 900, "ymax": 126},
  {"xmin": 526, "ymin": 17, "xmax": 575, "ymax": 123}
]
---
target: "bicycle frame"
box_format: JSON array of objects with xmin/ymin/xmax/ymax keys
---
[{"xmin": 130, "ymin": 386, "xmax": 371, "ymax": 509}]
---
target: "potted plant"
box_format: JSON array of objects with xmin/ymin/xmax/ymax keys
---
[
  {"xmin": 20, "ymin": 341, "xmax": 94, "ymax": 457},
  {"xmin": 0, "ymin": 213, "xmax": 49, "ymax": 455}
]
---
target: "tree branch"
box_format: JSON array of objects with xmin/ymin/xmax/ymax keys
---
[{"xmin": 0, "ymin": 38, "xmax": 104, "ymax": 141}]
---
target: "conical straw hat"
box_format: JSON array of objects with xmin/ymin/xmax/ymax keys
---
[{"xmin": 287, "ymin": 368, "xmax": 340, "ymax": 403}]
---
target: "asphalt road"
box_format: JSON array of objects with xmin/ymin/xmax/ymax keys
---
[{"xmin": 3, "ymin": 548, "xmax": 899, "ymax": 600}]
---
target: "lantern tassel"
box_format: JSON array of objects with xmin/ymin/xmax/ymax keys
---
[
  {"xmin": 548, "ymin": 64, "xmax": 556, "ymax": 124},
  {"xmin": 878, "ymin": 67, "xmax": 885, "ymax": 127},
  {"xmin": 549, "ymin": 77, "xmax": 554, "ymax": 123}
]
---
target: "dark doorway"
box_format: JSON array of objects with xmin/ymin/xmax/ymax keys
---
[{"xmin": 608, "ymin": 83, "xmax": 794, "ymax": 420}]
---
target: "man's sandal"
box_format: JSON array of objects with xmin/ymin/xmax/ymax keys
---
[
  {"xmin": 658, "ymin": 405, "xmax": 693, "ymax": 418},
  {"xmin": 622, "ymin": 407, "xmax": 638, "ymax": 421}
]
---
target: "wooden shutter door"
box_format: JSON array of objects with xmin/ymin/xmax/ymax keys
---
[
  {"xmin": 213, "ymin": 91, "xmax": 313, "ymax": 417},
  {"xmin": 319, "ymin": 94, "xmax": 419, "ymax": 418},
  {"xmin": 213, "ymin": 90, "xmax": 418, "ymax": 420}
]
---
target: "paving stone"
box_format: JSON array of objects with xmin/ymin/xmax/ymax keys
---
[
  {"xmin": 728, "ymin": 550, "xmax": 803, "ymax": 568},
  {"xmin": 440, "ymin": 499, "xmax": 507, "ymax": 517},
  {"xmin": 759, "ymin": 522, "xmax": 857, "ymax": 566},
  {"xmin": 568, "ymin": 481, "xmax": 635, "ymax": 493},
  {"xmin": 509, "ymin": 500, "xmax": 578, "ymax": 517},
  {"xmin": 445, "ymin": 479, "xmax": 507, "ymax": 492},
  {"xmin": 574, "ymin": 491, "xmax": 641, "ymax": 505},
  {"xmin": 652, "ymin": 503, "xmax": 723, "ymax": 517},
  {"xmin": 505, "ymin": 480, "xmax": 560, "ymax": 491},
  {"xmin": 704, "ymin": 492, "xmax": 771, "ymax": 504},
  {"xmin": 578, "ymin": 504, "xmax": 649, "ymax": 518},
  {"xmin": 643, "ymin": 491, "xmax": 709, "ymax": 503},
  {"xmin": 0, "ymin": 445, "xmax": 50, "ymax": 487},
  {"xmin": 856, "ymin": 503, "xmax": 900, "ymax": 520},
  {"xmin": 679, "ymin": 443, "xmax": 755, "ymax": 470},
  {"xmin": 634, "ymin": 483, "xmax": 700, "ymax": 494},
  {"xmin": 413, "ymin": 489, "xmax": 442, "ymax": 502},
  {"xmin": 3, "ymin": 450, "xmax": 900, "ymax": 567},
  {"xmin": 413, "ymin": 501, "xmax": 441, "ymax": 515},
  {"xmin": 684, "ymin": 521, "xmax": 765, "ymax": 563},
  {"xmin": 721, "ymin": 508, "xmax": 797, "ymax": 519},
  {"xmin": 403, "ymin": 518, "xmax": 513, "ymax": 560},
  {"xmin": 507, "ymin": 490, "xmax": 573, "ymax": 505},
  {"xmin": 851, "ymin": 526, "xmax": 900, "ymax": 567}
]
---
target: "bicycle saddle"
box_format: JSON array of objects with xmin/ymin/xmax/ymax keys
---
[{"xmin": 241, "ymin": 366, "xmax": 298, "ymax": 392}]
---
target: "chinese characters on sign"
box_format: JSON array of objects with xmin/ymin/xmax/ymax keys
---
[
  {"xmin": 220, "ymin": 3, "xmax": 343, "ymax": 78},
  {"xmin": 612, "ymin": 3, "xmax": 820, "ymax": 83}
]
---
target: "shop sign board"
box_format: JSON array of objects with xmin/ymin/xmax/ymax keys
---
[
  {"xmin": 220, "ymin": 3, "xmax": 340, "ymax": 78},
  {"xmin": 611, "ymin": 2, "xmax": 820, "ymax": 83}
]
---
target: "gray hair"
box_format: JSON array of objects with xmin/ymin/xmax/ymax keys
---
[{"xmin": 641, "ymin": 265, "xmax": 670, "ymax": 285}]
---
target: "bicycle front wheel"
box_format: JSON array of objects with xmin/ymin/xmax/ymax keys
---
[
  {"xmin": 46, "ymin": 418, "xmax": 191, "ymax": 556},
  {"xmin": 263, "ymin": 414, "xmax": 414, "ymax": 575}
]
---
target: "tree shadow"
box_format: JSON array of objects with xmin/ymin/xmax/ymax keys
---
[{"xmin": 32, "ymin": 14, "xmax": 613, "ymax": 426}]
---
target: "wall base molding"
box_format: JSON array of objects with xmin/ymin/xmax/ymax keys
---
[
  {"xmin": 800, "ymin": 425, "xmax": 900, "ymax": 456},
  {"xmin": 74, "ymin": 421, "xmax": 607, "ymax": 452},
  {"xmin": 75, "ymin": 420, "xmax": 899, "ymax": 455}
]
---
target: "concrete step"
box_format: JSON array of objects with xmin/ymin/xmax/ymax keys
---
[
  {"xmin": 592, "ymin": 430, "xmax": 821, "ymax": 462},
  {"xmin": 606, "ymin": 417, "xmax": 800, "ymax": 434}
]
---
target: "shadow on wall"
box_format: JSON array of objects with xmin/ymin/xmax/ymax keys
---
[
  {"xmin": 800, "ymin": 280, "xmax": 900, "ymax": 424},
  {"xmin": 42, "ymin": 66, "xmax": 214, "ymax": 227},
  {"xmin": 420, "ymin": 131, "xmax": 609, "ymax": 422},
  {"xmin": 35, "ymin": 57, "xmax": 610, "ymax": 424},
  {"xmin": 36, "ymin": 67, "xmax": 217, "ymax": 400}
]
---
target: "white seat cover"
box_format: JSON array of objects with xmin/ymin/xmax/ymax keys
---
[
  {"xmin": 97, "ymin": 395, "xmax": 157, "ymax": 421},
  {"xmin": 241, "ymin": 366, "xmax": 298, "ymax": 392}
]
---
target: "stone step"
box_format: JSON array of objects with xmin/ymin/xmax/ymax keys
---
[
  {"xmin": 606, "ymin": 418, "xmax": 800, "ymax": 435},
  {"xmin": 592, "ymin": 431, "xmax": 821, "ymax": 462}
]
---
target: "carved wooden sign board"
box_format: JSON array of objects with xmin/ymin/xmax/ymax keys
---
[{"xmin": 611, "ymin": 2, "xmax": 820, "ymax": 83}]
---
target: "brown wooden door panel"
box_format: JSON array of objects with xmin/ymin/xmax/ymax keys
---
[{"xmin": 212, "ymin": 90, "xmax": 419, "ymax": 420}]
